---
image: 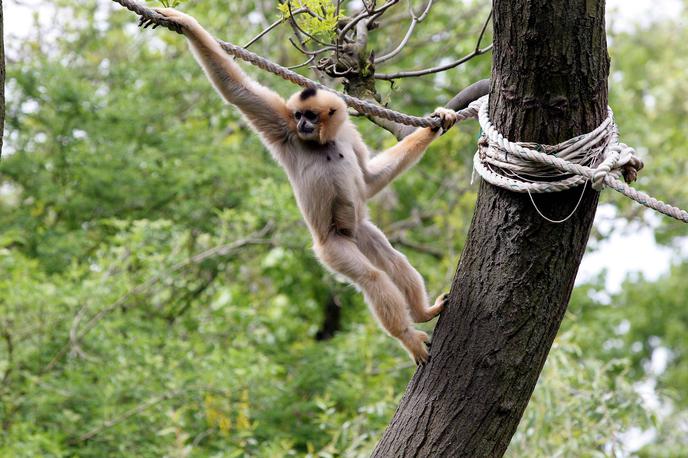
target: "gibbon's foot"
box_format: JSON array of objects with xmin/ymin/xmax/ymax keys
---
[
  {"xmin": 430, "ymin": 107, "xmax": 457, "ymax": 134},
  {"xmin": 413, "ymin": 293, "xmax": 448, "ymax": 323},
  {"xmin": 400, "ymin": 328, "xmax": 430, "ymax": 365},
  {"xmin": 143, "ymin": 7, "xmax": 200, "ymax": 32}
]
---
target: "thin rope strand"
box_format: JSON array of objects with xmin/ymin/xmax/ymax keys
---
[{"xmin": 527, "ymin": 185, "xmax": 588, "ymax": 224}]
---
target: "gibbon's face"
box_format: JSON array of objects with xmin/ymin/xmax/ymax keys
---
[
  {"xmin": 293, "ymin": 107, "xmax": 321, "ymax": 142},
  {"xmin": 287, "ymin": 88, "xmax": 348, "ymax": 144}
]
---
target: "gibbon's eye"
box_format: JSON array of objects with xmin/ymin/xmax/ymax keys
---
[
  {"xmin": 304, "ymin": 110, "xmax": 317, "ymax": 121},
  {"xmin": 294, "ymin": 111, "xmax": 302, "ymax": 120}
]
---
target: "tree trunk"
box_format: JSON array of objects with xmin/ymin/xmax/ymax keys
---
[
  {"xmin": 372, "ymin": 0, "xmax": 609, "ymax": 456},
  {"xmin": 0, "ymin": 0, "xmax": 5, "ymax": 157}
]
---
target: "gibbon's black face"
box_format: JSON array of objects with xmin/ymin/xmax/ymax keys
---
[
  {"xmin": 294, "ymin": 109, "xmax": 321, "ymax": 141},
  {"xmin": 287, "ymin": 87, "xmax": 347, "ymax": 144}
]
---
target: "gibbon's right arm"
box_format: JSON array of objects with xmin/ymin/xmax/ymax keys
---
[
  {"xmin": 155, "ymin": 9, "xmax": 294, "ymax": 145},
  {"xmin": 362, "ymin": 108, "xmax": 457, "ymax": 199}
]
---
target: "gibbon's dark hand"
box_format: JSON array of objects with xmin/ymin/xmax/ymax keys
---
[
  {"xmin": 430, "ymin": 107, "xmax": 458, "ymax": 135},
  {"xmin": 139, "ymin": 8, "xmax": 198, "ymax": 34}
]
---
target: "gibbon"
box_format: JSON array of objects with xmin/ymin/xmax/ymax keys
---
[{"xmin": 154, "ymin": 9, "xmax": 456, "ymax": 363}]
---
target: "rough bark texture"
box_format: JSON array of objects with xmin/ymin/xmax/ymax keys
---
[{"xmin": 372, "ymin": 1, "xmax": 609, "ymax": 456}]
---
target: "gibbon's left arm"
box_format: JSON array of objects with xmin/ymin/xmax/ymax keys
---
[
  {"xmin": 363, "ymin": 108, "xmax": 456, "ymax": 199},
  {"xmin": 154, "ymin": 9, "xmax": 294, "ymax": 145}
]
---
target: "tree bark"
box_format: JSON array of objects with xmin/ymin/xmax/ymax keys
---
[
  {"xmin": 0, "ymin": 0, "xmax": 5, "ymax": 157},
  {"xmin": 372, "ymin": 1, "xmax": 609, "ymax": 456}
]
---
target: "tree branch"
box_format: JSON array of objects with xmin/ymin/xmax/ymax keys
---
[
  {"xmin": 72, "ymin": 386, "xmax": 233, "ymax": 443},
  {"xmin": 375, "ymin": 0, "xmax": 434, "ymax": 64},
  {"xmin": 374, "ymin": 44, "xmax": 492, "ymax": 80},
  {"xmin": 388, "ymin": 235, "xmax": 444, "ymax": 259},
  {"xmin": 337, "ymin": 0, "xmax": 400, "ymax": 42},
  {"xmin": 242, "ymin": 6, "xmax": 308, "ymax": 49},
  {"xmin": 43, "ymin": 223, "xmax": 275, "ymax": 373},
  {"xmin": 374, "ymin": 8, "xmax": 492, "ymax": 80}
]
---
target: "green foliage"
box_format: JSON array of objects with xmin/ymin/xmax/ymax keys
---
[
  {"xmin": 607, "ymin": 17, "xmax": 688, "ymax": 239},
  {"xmin": 158, "ymin": 0, "xmax": 184, "ymax": 8},
  {"xmin": 0, "ymin": 0, "xmax": 686, "ymax": 456},
  {"xmin": 277, "ymin": 1, "xmax": 342, "ymax": 41},
  {"xmin": 508, "ymin": 329, "xmax": 652, "ymax": 457}
]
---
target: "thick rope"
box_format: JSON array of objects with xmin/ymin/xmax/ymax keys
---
[
  {"xmin": 112, "ymin": 0, "xmax": 481, "ymax": 129},
  {"xmin": 111, "ymin": 0, "xmax": 688, "ymax": 224},
  {"xmin": 474, "ymin": 96, "xmax": 688, "ymax": 223}
]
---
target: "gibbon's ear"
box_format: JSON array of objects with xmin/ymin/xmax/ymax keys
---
[{"xmin": 319, "ymin": 99, "xmax": 348, "ymax": 144}]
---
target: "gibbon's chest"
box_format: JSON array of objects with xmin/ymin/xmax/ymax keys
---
[{"xmin": 289, "ymin": 140, "xmax": 364, "ymax": 198}]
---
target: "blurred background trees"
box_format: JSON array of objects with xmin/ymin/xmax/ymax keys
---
[{"xmin": 0, "ymin": 0, "xmax": 686, "ymax": 456}]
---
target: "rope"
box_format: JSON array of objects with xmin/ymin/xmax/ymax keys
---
[
  {"xmin": 112, "ymin": 0, "xmax": 481, "ymax": 129},
  {"xmin": 474, "ymin": 96, "xmax": 688, "ymax": 223},
  {"xmin": 111, "ymin": 0, "xmax": 688, "ymax": 224}
]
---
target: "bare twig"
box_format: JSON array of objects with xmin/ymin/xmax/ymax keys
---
[
  {"xmin": 386, "ymin": 209, "xmax": 438, "ymax": 232},
  {"xmin": 388, "ymin": 235, "xmax": 444, "ymax": 259},
  {"xmin": 374, "ymin": 8, "xmax": 493, "ymax": 80},
  {"xmin": 375, "ymin": 0, "xmax": 434, "ymax": 64},
  {"xmin": 288, "ymin": 37, "xmax": 335, "ymax": 56},
  {"xmin": 474, "ymin": 8, "xmax": 493, "ymax": 52},
  {"xmin": 287, "ymin": 55, "xmax": 315, "ymax": 70},
  {"xmin": 338, "ymin": 0, "xmax": 399, "ymax": 41},
  {"xmin": 242, "ymin": 6, "xmax": 308, "ymax": 49},
  {"xmin": 191, "ymin": 428, "xmax": 217, "ymax": 448},
  {"xmin": 287, "ymin": 2, "xmax": 331, "ymax": 46},
  {"xmin": 354, "ymin": 17, "xmax": 370, "ymax": 51},
  {"xmin": 375, "ymin": 44, "xmax": 492, "ymax": 80},
  {"xmin": 66, "ymin": 249, "xmax": 132, "ymax": 364}
]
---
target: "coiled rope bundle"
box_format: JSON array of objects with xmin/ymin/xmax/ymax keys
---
[
  {"xmin": 112, "ymin": 0, "xmax": 688, "ymax": 224},
  {"xmin": 471, "ymin": 96, "xmax": 688, "ymax": 223}
]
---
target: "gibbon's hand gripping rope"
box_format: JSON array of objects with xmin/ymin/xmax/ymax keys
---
[{"xmin": 112, "ymin": 0, "xmax": 688, "ymax": 224}]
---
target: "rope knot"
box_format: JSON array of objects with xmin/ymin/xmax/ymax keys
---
[
  {"xmin": 591, "ymin": 143, "xmax": 644, "ymax": 191},
  {"xmin": 591, "ymin": 146, "xmax": 618, "ymax": 191},
  {"xmin": 477, "ymin": 134, "xmax": 489, "ymax": 161},
  {"xmin": 617, "ymin": 143, "xmax": 644, "ymax": 183}
]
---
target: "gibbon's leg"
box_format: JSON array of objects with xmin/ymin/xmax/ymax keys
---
[
  {"xmin": 314, "ymin": 235, "xmax": 431, "ymax": 363},
  {"xmin": 356, "ymin": 221, "xmax": 446, "ymax": 323}
]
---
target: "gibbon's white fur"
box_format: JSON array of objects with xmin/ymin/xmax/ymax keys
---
[{"xmin": 156, "ymin": 9, "xmax": 456, "ymax": 363}]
